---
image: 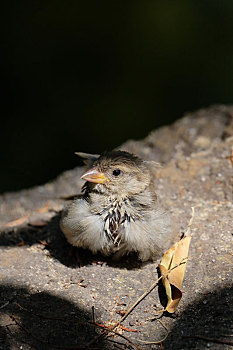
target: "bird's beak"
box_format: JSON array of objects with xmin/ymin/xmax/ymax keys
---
[{"xmin": 81, "ymin": 167, "xmax": 109, "ymax": 184}]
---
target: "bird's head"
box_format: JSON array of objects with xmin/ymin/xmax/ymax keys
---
[{"xmin": 79, "ymin": 150, "xmax": 152, "ymax": 197}]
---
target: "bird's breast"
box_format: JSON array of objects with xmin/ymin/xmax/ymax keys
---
[{"xmin": 100, "ymin": 199, "xmax": 135, "ymax": 246}]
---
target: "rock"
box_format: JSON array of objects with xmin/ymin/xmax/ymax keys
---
[{"xmin": 0, "ymin": 105, "xmax": 232, "ymax": 349}]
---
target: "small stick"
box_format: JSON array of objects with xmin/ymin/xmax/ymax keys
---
[
  {"xmin": 133, "ymin": 319, "xmax": 169, "ymax": 345},
  {"xmin": 93, "ymin": 323, "xmax": 141, "ymax": 349},
  {"xmin": 101, "ymin": 327, "xmax": 142, "ymax": 350},
  {"xmin": 0, "ymin": 301, "xmax": 9, "ymax": 309},
  {"xmin": 113, "ymin": 345, "xmax": 126, "ymax": 350}
]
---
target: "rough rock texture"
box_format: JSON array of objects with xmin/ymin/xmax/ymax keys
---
[{"xmin": 0, "ymin": 105, "xmax": 232, "ymax": 350}]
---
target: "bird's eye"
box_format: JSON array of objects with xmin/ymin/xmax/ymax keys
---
[{"xmin": 112, "ymin": 169, "xmax": 122, "ymax": 176}]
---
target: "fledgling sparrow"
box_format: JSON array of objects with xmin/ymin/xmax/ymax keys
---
[{"xmin": 60, "ymin": 150, "xmax": 174, "ymax": 262}]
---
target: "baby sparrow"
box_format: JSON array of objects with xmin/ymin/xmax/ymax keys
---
[{"xmin": 60, "ymin": 150, "xmax": 173, "ymax": 261}]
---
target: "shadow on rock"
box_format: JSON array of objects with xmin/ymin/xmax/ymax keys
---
[
  {"xmin": 163, "ymin": 285, "xmax": 233, "ymax": 349},
  {"xmin": 0, "ymin": 214, "xmax": 76, "ymax": 267},
  {"xmin": 0, "ymin": 284, "xmax": 109, "ymax": 350}
]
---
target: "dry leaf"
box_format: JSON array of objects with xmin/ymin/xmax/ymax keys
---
[{"xmin": 158, "ymin": 235, "xmax": 192, "ymax": 313}]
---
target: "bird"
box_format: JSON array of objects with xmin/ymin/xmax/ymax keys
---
[{"xmin": 60, "ymin": 150, "xmax": 174, "ymax": 262}]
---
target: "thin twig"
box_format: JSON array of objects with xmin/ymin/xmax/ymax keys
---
[
  {"xmin": 101, "ymin": 327, "xmax": 142, "ymax": 350},
  {"xmin": 0, "ymin": 301, "xmax": 9, "ymax": 309},
  {"xmin": 93, "ymin": 323, "xmax": 141, "ymax": 350},
  {"xmin": 113, "ymin": 345, "xmax": 126, "ymax": 350},
  {"xmin": 133, "ymin": 319, "xmax": 169, "ymax": 345}
]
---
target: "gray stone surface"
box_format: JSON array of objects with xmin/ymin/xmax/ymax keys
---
[{"xmin": 0, "ymin": 105, "xmax": 232, "ymax": 349}]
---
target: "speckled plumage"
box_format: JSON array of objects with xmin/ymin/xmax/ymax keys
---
[{"xmin": 60, "ymin": 150, "xmax": 173, "ymax": 261}]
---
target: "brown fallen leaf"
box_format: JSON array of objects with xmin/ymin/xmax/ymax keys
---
[
  {"xmin": 119, "ymin": 325, "xmax": 138, "ymax": 332},
  {"xmin": 158, "ymin": 208, "xmax": 194, "ymax": 313}
]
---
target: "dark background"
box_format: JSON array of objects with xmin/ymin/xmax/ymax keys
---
[{"xmin": 2, "ymin": 0, "xmax": 233, "ymax": 193}]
